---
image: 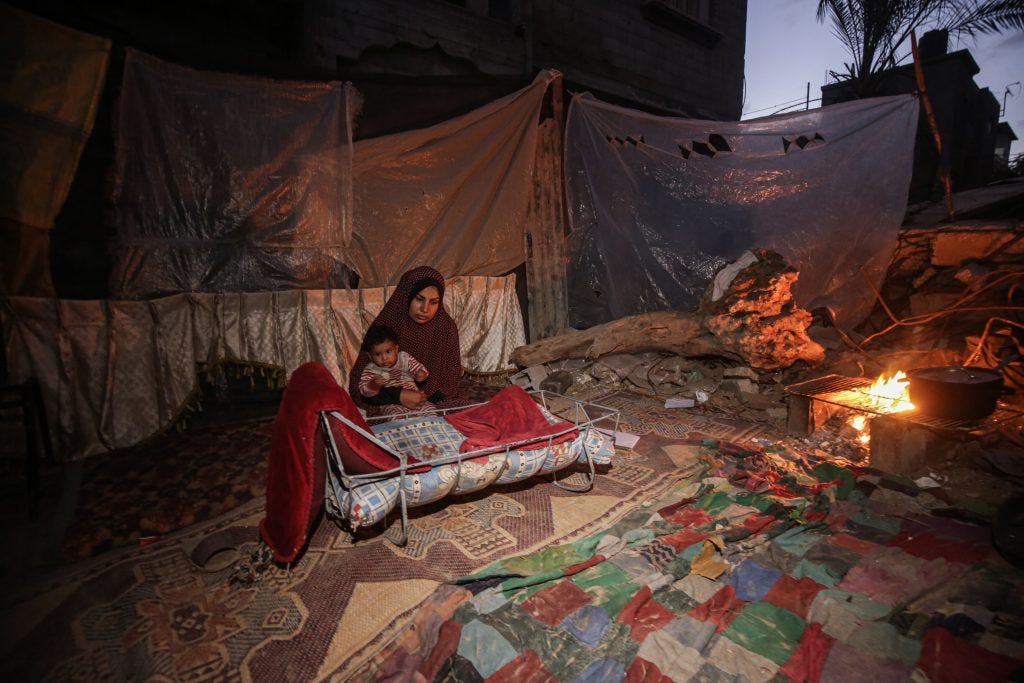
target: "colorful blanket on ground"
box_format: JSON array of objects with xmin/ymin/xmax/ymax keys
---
[{"xmin": 355, "ymin": 438, "xmax": 1024, "ymax": 682}]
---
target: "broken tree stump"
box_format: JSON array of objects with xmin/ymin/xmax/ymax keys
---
[
  {"xmin": 699, "ymin": 251, "xmax": 825, "ymax": 370},
  {"xmin": 511, "ymin": 249, "xmax": 825, "ymax": 371}
]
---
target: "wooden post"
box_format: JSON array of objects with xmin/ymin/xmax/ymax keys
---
[
  {"xmin": 911, "ymin": 31, "xmax": 955, "ymax": 221},
  {"xmin": 524, "ymin": 72, "xmax": 570, "ymax": 342}
]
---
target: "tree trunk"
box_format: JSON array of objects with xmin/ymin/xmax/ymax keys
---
[
  {"xmin": 511, "ymin": 250, "xmax": 826, "ymax": 371},
  {"xmin": 509, "ymin": 311, "xmax": 733, "ymax": 367}
]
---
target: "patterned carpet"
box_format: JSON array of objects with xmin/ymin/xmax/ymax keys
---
[
  {"xmin": 2, "ymin": 390, "xmax": 754, "ymax": 681},
  {"xmin": 57, "ymin": 378, "xmax": 506, "ymax": 562},
  {"xmin": 60, "ymin": 418, "xmax": 273, "ymax": 561},
  {"xmin": 14, "ymin": 391, "xmax": 1018, "ymax": 681},
  {"xmin": 592, "ymin": 390, "xmax": 764, "ymax": 443}
]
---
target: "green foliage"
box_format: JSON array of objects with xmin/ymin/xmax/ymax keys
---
[{"xmin": 816, "ymin": 0, "xmax": 1024, "ymax": 96}]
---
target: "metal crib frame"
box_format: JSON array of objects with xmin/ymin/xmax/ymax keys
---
[{"xmin": 319, "ymin": 390, "xmax": 621, "ymax": 546}]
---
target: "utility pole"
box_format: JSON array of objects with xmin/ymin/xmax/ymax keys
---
[{"xmin": 1003, "ymin": 82, "xmax": 1020, "ymax": 118}]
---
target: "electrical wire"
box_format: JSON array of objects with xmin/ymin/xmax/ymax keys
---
[{"xmin": 744, "ymin": 94, "xmax": 824, "ymax": 118}]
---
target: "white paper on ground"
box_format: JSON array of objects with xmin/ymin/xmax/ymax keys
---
[
  {"xmin": 665, "ymin": 397, "xmax": 695, "ymax": 408},
  {"xmin": 597, "ymin": 427, "xmax": 640, "ymax": 449},
  {"xmin": 525, "ymin": 365, "xmax": 548, "ymax": 390}
]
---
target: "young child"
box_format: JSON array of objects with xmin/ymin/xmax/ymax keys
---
[{"xmin": 358, "ymin": 324, "xmax": 432, "ymax": 406}]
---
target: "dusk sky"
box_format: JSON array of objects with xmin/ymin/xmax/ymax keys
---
[{"xmin": 743, "ymin": 0, "xmax": 1024, "ymax": 158}]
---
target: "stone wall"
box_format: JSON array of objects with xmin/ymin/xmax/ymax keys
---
[
  {"xmin": 302, "ymin": 0, "xmax": 529, "ymax": 76},
  {"xmin": 16, "ymin": 0, "xmax": 747, "ymax": 120},
  {"xmin": 304, "ymin": 0, "xmax": 747, "ymax": 119},
  {"xmin": 531, "ymin": 0, "xmax": 747, "ymax": 119}
]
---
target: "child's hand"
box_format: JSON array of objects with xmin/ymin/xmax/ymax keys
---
[
  {"xmin": 400, "ymin": 388, "xmax": 428, "ymax": 409},
  {"xmin": 369, "ymin": 374, "xmax": 385, "ymax": 390},
  {"xmin": 414, "ymin": 369, "xmax": 428, "ymax": 383}
]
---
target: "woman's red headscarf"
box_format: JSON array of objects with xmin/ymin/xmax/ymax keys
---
[{"xmin": 349, "ymin": 265, "xmax": 462, "ymax": 404}]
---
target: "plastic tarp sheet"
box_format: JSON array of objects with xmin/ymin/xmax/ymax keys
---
[
  {"xmin": 0, "ymin": 4, "xmax": 110, "ymax": 297},
  {"xmin": 565, "ymin": 93, "xmax": 919, "ymax": 329},
  {"xmin": 2, "ymin": 275, "xmax": 525, "ymax": 460},
  {"xmin": 109, "ymin": 49, "xmax": 360, "ymax": 299},
  {"xmin": 347, "ymin": 70, "xmax": 557, "ymax": 287}
]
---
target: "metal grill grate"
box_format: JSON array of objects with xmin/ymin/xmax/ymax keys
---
[{"xmin": 785, "ymin": 373, "xmax": 1024, "ymax": 433}]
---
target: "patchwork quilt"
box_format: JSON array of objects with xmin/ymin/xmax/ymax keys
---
[{"xmin": 355, "ymin": 438, "xmax": 1024, "ymax": 682}]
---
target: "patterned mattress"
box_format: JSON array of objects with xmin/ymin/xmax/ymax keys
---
[{"xmin": 323, "ymin": 396, "xmax": 618, "ymax": 533}]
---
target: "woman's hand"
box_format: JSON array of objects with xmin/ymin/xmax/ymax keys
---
[{"xmin": 399, "ymin": 388, "xmax": 428, "ymax": 409}]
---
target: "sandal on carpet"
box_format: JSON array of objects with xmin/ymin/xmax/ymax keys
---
[{"xmin": 188, "ymin": 527, "xmax": 253, "ymax": 573}]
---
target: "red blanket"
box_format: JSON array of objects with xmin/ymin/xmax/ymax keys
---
[
  {"xmin": 259, "ymin": 362, "xmax": 358, "ymax": 564},
  {"xmin": 445, "ymin": 385, "xmax": 577, "ymax": 454}
]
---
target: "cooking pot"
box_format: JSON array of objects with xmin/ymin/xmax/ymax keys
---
[{"xmin": 905, "ymin": 364, "xmax": 1006, "ymax": 420}]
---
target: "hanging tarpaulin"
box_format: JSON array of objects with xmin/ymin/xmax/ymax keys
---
[
  {"xmin": 110, "ymin": 49, "xmax": 361, "ymax": 299},
  {"xmin": 0, "ymin": 5, "xmax": 110, "ymax": 297},
  {"xmin": 348, "ymin": 70, "xmax": 558, "ymax": 287},
  {"xmin": 565, "ymin": 93, "xmax": 919, "ymax": 329}
]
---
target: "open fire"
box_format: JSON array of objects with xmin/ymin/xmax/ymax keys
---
[
  {"xmin": 844, "ymin": 371, "xmax": 915, "ymax": 443},
  {"xmin": 857, "ymin": 371, "xmax": 916, "ymax": 413},
  {"xmin": 788, "ymin": 367, "xmax": 1019, "ymax": 438}
]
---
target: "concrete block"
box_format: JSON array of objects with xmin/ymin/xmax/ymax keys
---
[
  {"xmin": 912, "ymin": 267, "xmax": 937, "ymax": 288},
  {"xmin": 869, "ymin": 415, "xmax": 969, "ymax": 477},
  {"xmin": 540, "ymin": 370, "xmax": 574, "ymax": 394},
  {"xmin": 931, "ymin": 229, "xmax": 1022, "ymax": 266},
  {"xmin": 908, "ymin": 291, "xmax": 962, "ymax": 317},
  {"xmin": 723, "ymin": 366, "xmax": 758, "ymax": 380},
  {"xmin": 720, "ymin": 378, "xmax": 758, "ymax": 394},
  {"xmin": 954, "ymin": 262, "xmax": 990, "ymax": 289}
]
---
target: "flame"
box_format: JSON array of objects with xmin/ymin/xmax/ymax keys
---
[
  {"xmin": 845, "ymin": 371, "xmax": 915, "ymax": 445},
  {"xmin": 847, "ymin": 413, "xmax": 871, "ymax": 444},
  {"xmin": 861, "ymin": 371, "xmax": 915, "ymax": 413}
]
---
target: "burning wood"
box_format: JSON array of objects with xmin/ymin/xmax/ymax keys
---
[
  {"xmin": 840, "ymin": 371, "xmax": 915, "ymax": 414},
  {"xmin": 841, "ymin": 371, "xmax": 915, "ymax": 444}
]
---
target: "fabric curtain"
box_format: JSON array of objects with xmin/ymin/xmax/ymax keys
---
[
  {"xmin": 0, "ymin": 5, "xmax": 110, "ymax": 297},
  {"xmin": 565, "ymin": 94, "xmax": 920, "ymax": 329},
  {"xmin": 2, "ymin": 276, "xmax": 525, "ymax": 460},
  {"xmin": 347, "ymin": 70, "xmax": 558, "ymax": 287}
]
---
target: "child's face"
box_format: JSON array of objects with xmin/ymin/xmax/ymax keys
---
[{"xmin": 369, "ymin": 339, "xmax": 398, "ymax": 368}]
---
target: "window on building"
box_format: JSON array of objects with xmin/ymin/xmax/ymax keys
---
[
  {"xmin": 995, "ymin": 141, "xmax": 1010, "ymax": 166},
  {"xmin": 643, "ymin": 0, "xmax": 720, "ymax": 46},
  {"xmin": 443, "ymin": 0, "xmax": 520, "ymax": 22},
  {"xmin": 663, "ymin": 0, "xmax": 711, "ymax": 24}
]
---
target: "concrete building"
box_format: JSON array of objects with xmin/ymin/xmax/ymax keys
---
[
  {"xmin": 994, "ymin": 121, "xmax": 1019, "ymax": 172},
  {"xmin": 18, "ymin": 0, "xmax": 747, "ymax": 134},
  {"xmin": 304, "ymin": 0, "xmax": 747, "ymax": 127},
  {"xmin": 821, "ymin": 29, "xmax": 1009, "ymax": 205}
]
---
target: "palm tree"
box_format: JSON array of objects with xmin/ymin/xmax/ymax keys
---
[{"xmin": 816, "ymin": 0, "xmax": 1024, "ymax": 97}]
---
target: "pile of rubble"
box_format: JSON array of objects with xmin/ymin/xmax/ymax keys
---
[
  {"xmin": 506, "ymin": 220, "xmax": 1024, "ymax": 507},
  {"xmin": 511, "ymin": 352, "xmax": 792, "ymax": 426}
]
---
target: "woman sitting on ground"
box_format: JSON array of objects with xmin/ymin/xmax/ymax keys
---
[{"xmin": 349, "ymin": 265, "xmax": 464, "ymax": 414}]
